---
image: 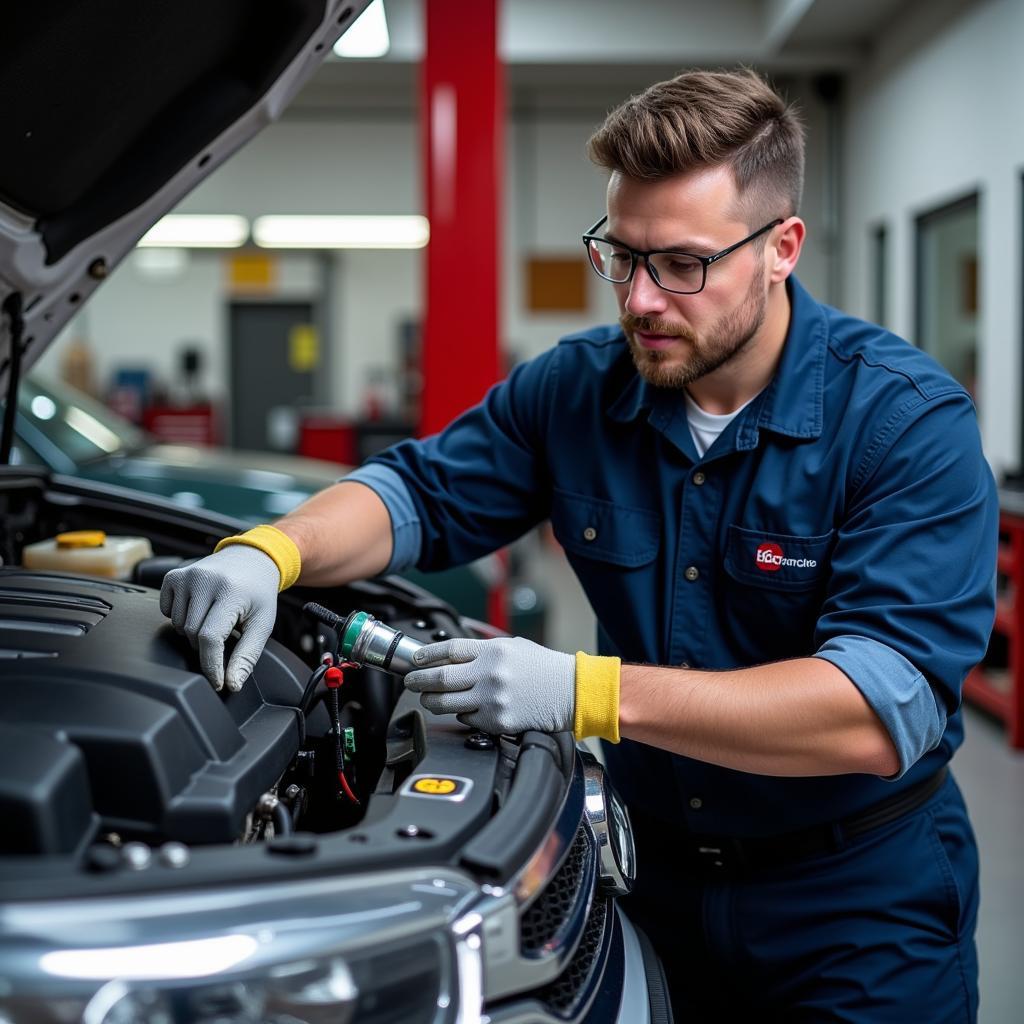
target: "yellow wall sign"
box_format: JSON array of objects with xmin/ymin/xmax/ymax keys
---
[
  {"xmin": 227, "ymin": 252, "xmax": 277, "ymax": 291},
  {"xmin": 413, "ymin": 777, "xmax": 458, "ymax": 795},
  {"xmin": 288, "ymin": 324, "xmax": 320, "ymax": 372}
]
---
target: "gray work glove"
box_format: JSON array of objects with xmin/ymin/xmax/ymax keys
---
[
  {"xmin": 159, "ymin": 546, "xmax": 281, "ymax": 692},
  {"xmin": 404, "ymin": 636, "xmax": 575, "ymax": 735}
]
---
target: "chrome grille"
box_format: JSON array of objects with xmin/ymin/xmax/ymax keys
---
[
  {"xmin": 519, "ymin": 825, "xmax": 589, "ymax": 955},
  {"xmin": 536, "ymin": 897, "xmax": 609, "ymax": 1015}
]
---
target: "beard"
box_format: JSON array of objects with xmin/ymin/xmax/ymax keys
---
[{"xmin": 621, "ymin": 270, "xmax": 768, "ymax": 390}]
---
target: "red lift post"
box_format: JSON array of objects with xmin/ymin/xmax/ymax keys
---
[
  {"xmin": 420, "ymin": 0, "xmax": 503, "ymax": 435},
  {"xmin": 420, "ymin": 0, "xmax": 508, "ymax": 630}
]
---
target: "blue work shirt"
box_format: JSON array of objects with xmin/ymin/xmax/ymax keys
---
[{"xmin": 351, "ymin": 277, "xmax": 997, "ymax": 837}]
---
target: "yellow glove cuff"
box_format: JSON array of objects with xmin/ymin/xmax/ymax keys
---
[
  {"xmin": 574, "ymin": 651, "xmax": 621, "ymax": 743},
  {"xmin": 214, "ymin": 525, "xmax": 302, "ymax": 592}
]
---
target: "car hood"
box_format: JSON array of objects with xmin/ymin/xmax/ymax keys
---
[
  {"xmin": 83, "ymin": 444, "xmax": 346, "ymax": 522},
  {"xmin": 0, "ymin": 1, "xmax": 371, "ymax": 391}
]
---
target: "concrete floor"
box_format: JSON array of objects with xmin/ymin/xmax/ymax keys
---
[
  {"xmin": 955, "ymin": 704, "xmax": 1024, "ymax": 1022},
  {"xmin": 525, "ymin": 537, "xmax": 1024, "ymax": 1021}
]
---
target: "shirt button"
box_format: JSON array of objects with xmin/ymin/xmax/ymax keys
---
[
  {"xmin": 684, "ymin": 566, "xmax": 699, "ymax": 582},
  {"xmin": 689, "ymin": 797, "xmax": 703, "ymax": 810},
  {"xmin": 583, "ymin": 526, "xmax": 597, "ymax": 542},
  {"xmin": 692, "ymin": 471, "xmax": 706, "ymax": 486}
]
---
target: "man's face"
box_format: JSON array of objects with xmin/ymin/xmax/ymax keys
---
[{"xmin": 606, "ymin": 166, "xmax": 772, "ymax": 389}]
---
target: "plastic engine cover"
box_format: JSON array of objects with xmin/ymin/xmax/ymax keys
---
[{"xmin": 0, "ymin": 568, "xmax": 307, "ymax": 856}]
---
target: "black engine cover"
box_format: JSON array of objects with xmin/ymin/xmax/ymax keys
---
[{"xmin": 0, "ymin": 568, "xmax": 307, "ymax": 855}]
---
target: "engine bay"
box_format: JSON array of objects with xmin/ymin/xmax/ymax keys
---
[
  {"xmin": 0, "ymin": 470, "xmax": 624, "ymax": 1024},
  {"xmin": 0, "ymin": 469, "xmax": 570, "ymax": 900}
]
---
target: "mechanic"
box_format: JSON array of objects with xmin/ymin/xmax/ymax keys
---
[{"xmin": 161, "ymin": 69, "xmax": 996, "ymax": 1022}]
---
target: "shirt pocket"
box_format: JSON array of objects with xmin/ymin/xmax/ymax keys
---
[
  {"xmin": 551, "ymin": 487, "xmax": 661, "ymax": 567},
  {"xmin": 721, "ymin": 525, "xmax": 836, "ymax": 661},
  {"xmin": 723, "ymin": 524, "xmax": 834, "ymax": 591}
]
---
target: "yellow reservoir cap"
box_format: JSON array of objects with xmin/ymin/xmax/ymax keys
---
[{"xmin": 56, "ymin": 530, "xmax": 107, "ymax": 549}]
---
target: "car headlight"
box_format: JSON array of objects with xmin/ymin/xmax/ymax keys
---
[
  {"xmin": 0, "ymin": 868, "xmax": 482, "ymax": 1024},
  {"xmin": 579, "ymin": 749, "xmax": 636, "ymax": 897},
  {"xmin": 65, "ymin": 935, "xmax": 446, "ymax": 1024}
]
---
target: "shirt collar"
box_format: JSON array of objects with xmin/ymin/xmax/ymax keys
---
[
  {"xmin": 606, "ymin": 276, "xmax": 827, "ymax": 446},
  {"xmin": 750, "ymin": 275, "xmax": 826, "ymax": 443}
]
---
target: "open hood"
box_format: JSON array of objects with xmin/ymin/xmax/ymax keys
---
[{"xmin": 0, "ymin": 0, "xmax": 372, "ymax": 391}]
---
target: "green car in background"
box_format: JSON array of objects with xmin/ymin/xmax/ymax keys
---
[
  {"xmin": 15, "ymin": 375, "xmax": 351, "ymax": 523},
  {"xmin": 12, "ymin": 374, "xmax": 543, "ymax": 636}
]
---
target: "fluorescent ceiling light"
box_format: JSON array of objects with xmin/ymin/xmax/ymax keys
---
[
  {"xmin": 253, "ymin": 215, "xmax": 429, "ymax": 250},
  {"xmin": 333, "ymin": 0, "xmax": 389, "ymax": 58},
  {"xmin": 138, "ymin": 215, "xmax": 249, "ymax": 249}
]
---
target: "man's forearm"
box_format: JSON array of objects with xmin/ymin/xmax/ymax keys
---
[
  {"xmin": 274, "ymin": 480, "xmax": 394, "ymax": 586},
  {"xmin": 618, "ymin": 657, "xmax": 900, "ymax": 777}
]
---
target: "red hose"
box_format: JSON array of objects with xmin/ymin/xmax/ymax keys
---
[{"xmin": 338, "ymin": 770, "xmax": 359, "ymax": 804}]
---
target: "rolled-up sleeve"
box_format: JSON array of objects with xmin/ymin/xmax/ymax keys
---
[
  {"xmin": 814, "ymin": 391, "xmax": 997, "ymax": 778},
  {"xmin": 343, "ymin": 463, "xmax": 422, "ymax": 574},
  {"xmin": 814, "ymin": 635, "xmax": 945, "ymax": 778}
]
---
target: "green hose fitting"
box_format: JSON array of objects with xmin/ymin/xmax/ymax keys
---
[{"xmin": 340, "ymin": 611, "xmax": 371, "ymax": 660}]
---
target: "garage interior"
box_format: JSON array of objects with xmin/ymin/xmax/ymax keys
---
[{"xmin": 7, "ymin": 0, "xmax": 1024, "ymax": 1019}]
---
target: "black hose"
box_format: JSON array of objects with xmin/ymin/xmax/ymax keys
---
[
  {"xmin": 1, "ymin": 292, "xmax": 25, "ymax": 466},
  {"xmin": 271, "ymin": 801, "xmax": 293, "ymax": 837},
  {"xmin": 304, "ymin": 601, "xmax": 347, "ymax": 631},
  {"xmin": 300, "ymin": 663, "xmax": 328, "ymax": 716}
]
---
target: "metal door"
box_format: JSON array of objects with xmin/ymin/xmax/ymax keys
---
[{"xmin": 229, "ymin": 301, "xmax": 317, "ymax": 451}]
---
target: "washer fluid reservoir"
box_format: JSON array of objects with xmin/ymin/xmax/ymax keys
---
[{"xmin": 22, "ymin": 531, "xmax": 153, "ymax": 580}]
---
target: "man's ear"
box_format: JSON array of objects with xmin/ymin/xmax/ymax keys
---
[{"xmin": 769, "ymin": 217, "xmax": 805, "ymax": 283}]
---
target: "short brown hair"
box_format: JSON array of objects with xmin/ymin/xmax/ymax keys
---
[{"xmin": 587, "ymin": 68, "xmax": 804, "ymax": 225}]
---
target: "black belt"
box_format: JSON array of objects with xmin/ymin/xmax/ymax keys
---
[{"xmin": 632, "ymin": 767, "xmax": 948, "ymax": 875}]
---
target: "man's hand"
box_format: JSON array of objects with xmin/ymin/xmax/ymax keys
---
[
  {"xmin": 404, "ymin": 636, "xmax": 575, "ymax": 735},
  {"xmin": 159, "ymin": 546, "xmax": 281, "ymax": 692}
]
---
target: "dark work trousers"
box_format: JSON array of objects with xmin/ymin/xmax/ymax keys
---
[{"xmin": 620, "ymin": 772, "xmax": 979, "ymax": 1023}]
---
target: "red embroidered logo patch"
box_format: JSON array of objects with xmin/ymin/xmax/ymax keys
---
[{"xmin": 755, "ymin": 542, "xmax": 818, "ymax": 572}]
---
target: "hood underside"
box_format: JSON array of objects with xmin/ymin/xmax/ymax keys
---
[{"xmin": 0, "ymin": 0, "xmax": 370, "ymax": 390}]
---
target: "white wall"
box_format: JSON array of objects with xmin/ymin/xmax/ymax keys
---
[
  {"xmin": 842, "ymin": 0, "xmax": 1023, "ymax": 475},
  {"xmin": 505, "ymin": 115, "xmax": 622, "ymax": 363},
  {"xmin": 331, "ymin": 247, "xmax": 421, "ymax": 417}
]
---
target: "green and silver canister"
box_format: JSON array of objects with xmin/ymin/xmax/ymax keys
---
[
  {"xmin": 303, "ymin": 603, "xmax": 427, "ymax": 677},
  {"xmin": 338, "ymin": 610, "xmax": 425, "ymax": 677}
]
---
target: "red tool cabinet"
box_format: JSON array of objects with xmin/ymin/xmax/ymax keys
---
[{"xmin": 963, "ymin": 506, "xmax": 1024, "ymax": 747}]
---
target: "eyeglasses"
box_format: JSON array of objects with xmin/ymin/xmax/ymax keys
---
[{"xmin": 582, "ymin": 216, "xmax": 784, "ymax": 295}]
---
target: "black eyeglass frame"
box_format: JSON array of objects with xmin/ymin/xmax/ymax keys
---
[{"xmin": 581, "ymin": 215, "xmax": 784, "ymax": 294}]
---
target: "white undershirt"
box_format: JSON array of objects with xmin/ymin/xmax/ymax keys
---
[{"xmin": 684, "ymin": 390, "xmax": 762, "ymax": 458}]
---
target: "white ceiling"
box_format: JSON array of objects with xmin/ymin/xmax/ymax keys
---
[{"xmin": 290, "ymin": 0, "xmax": 921, "ymax": 115}]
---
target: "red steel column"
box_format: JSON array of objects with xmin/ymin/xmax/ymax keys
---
[{"xmin": 420, "ymin": 0, "xmax": 503, "ymax": 437}]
